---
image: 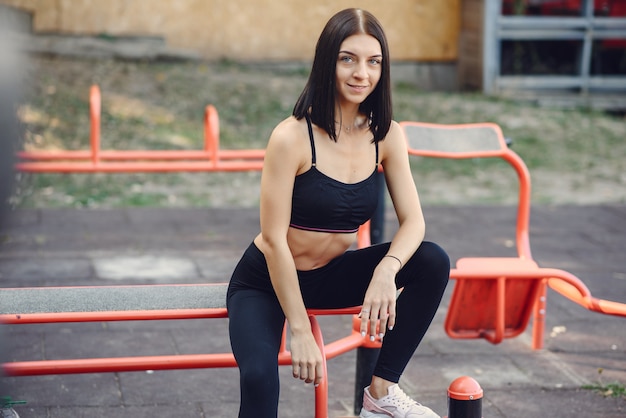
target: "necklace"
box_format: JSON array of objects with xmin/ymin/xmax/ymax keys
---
[{"xmin": 338, "ymin": 116, "xmax": 365, "ymax": 133}]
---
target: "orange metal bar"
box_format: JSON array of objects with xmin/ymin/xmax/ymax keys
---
[
  {"xmin": 4, "ymin": 340, "xmax": 338, "ymax": 377},
  {"xmin": 322, "ymin": 330, "xmax": 368, "ymax": 360},
  {"xmin": 90, "ymin": 85, "xmax": 101, "ymax": 166},
  {"xmin": 205, "ymin": 104, "xmax": 219, "ymax": 169},
  {"xmin": 501, "ymin": 150, "xmax": 533, "ymax": 260},
  {"xmin": 17, "ymin": 149, "xmax": 265, "ymax": 161},
  {"xmin": 309, "ymin": 315, "xmax": 329, "ymax": 418},
  {"xmin": 1, "ymin": 306, "xmax": 366, "ymax": 326},
  {"xmin": 492, "ymin": 277, "xmax": 506, "ymax": 344},
  {"xmin": 531, "ymin": 281, "xmax": 548, "ymax": 350},
  {"xmin": 547, "ymin": 276, "xmax": 626, "ymax": 317},
  {"xmin": 449, "ymin": 268, "xmax": 592, "ymax": 293},
  {"xmin": 357, "ymin": 221, "xmax": 372, "ymax": 248},
  {"xmin": 4, "ymin": 353, "xmax": 238, "ymax": 376},
  {"xmin": 0, "ymin": 309, "xmax": 227, "ymax": 325},
  {"xmin": 15, "ymin": 160, "xmax": 265, "ymax": 173},
  {"xmin": 16, "ymin": 85, "xmax": 266, "ymax": 173}
]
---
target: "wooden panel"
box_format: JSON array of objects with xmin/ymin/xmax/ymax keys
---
[
  {"xmin": 0, "ymin": 0, "xmax": 461, "ymax": 61},
  {"xmin": 458, "ymin": 0, "xmax": 485, "ymax": 89}
]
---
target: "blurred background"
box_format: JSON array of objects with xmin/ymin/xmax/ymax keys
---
[{"xmin": 0, "ymin": 0, "xmax": 625, "ymax": 205}]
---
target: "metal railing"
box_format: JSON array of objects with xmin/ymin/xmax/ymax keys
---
[{"xmin": 16, "ymin": 85, "xmax": 265, "ymax": 173}]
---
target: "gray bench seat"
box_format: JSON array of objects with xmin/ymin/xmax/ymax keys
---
[{"xmin": 0, "ymin": 284, "xmax": 228, "ymax": 321}]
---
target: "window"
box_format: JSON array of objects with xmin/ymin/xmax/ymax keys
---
[{"xmin": 483, "ymin": 0, "xmax": 626, "ymax": 93}]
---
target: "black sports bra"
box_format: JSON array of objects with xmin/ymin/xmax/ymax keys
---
[{"xmin": 289, "ymin": 116, "xmax": 379, "ymax": 233}]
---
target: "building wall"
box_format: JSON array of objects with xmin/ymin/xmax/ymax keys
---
[
  {"xmin": 1, "ymin": 0, "xmax": 460, "ymax": 61},
  {"xmin": 457, "ymin": 0, "xmax": 484, "ymax": 89}
]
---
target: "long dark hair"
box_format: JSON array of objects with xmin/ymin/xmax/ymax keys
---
[{"xmin": 293, "ymin": 8, "xmax": 392, "ymax": 143}]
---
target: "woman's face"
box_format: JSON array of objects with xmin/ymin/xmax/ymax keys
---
[{"xmin": 335, "ymin": 33, "xmax": 382, "ymax": 106}]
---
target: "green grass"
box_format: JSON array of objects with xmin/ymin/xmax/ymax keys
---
[
  {"xmin": 582, "ymin": 369, "xmax": 626, "ymax": 399},
  {"xmin": 583, "ymin": 382, "xmax": 626, "ymax": 398},
  {"xmin": 11, "ymin": 56, "xmax": 626, "ymax": 208}
]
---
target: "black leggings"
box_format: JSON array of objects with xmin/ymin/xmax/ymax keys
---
[{"xmin": 226, "ymin": 241, "xmax": 450, "ymax": 418}]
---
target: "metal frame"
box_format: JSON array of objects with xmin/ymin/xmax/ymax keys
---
[
  {"xmin": 1, "ymin": 225, "xmax": 376, "ymax": 418},
  {"xmin": 399, "ymin": 120, "xmax": 626, "ymax": 349},
  {"xmin": 484, "ymin": 0, "xmax": 626, "ymax": 95},
  {"xmin": 16, "ymin": 85, "xmax": 265, "ymax": 173}
]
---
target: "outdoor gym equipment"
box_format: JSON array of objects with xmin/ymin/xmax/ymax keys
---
[
  {"xmin": 400, "ymin": 121, "xmax": 626, "ymax": 350},
  {"xmin": 16, "ymin": 85, "xmax": 265, "ymax": 173},
  {"xmin": 7, "ymin": 87, "xmax": 626, "ymax": 416}
]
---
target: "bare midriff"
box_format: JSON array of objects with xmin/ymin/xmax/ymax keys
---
[{"xmin": 254, "ymin": 227, "xmax": 356, "ymax": 271}]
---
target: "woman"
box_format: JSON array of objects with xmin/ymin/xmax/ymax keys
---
[{"xmin": 227, "ymin": 8, "xmax": 450, "ymax": 418}]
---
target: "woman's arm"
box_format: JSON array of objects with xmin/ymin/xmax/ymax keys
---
[
  {"xmin": 360, "ymin": 120, "xmax": 426, "ymax": 338},
  {"xmin": 381, "ymin": 121, "xmax": 426, "ymax": 264},
  {"xmin": 256, "ymin": 117, "xmax": 324, "ymax": 386}
]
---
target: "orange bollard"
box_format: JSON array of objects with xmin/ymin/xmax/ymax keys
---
[{"xmin": 446, "ymin": 376, "xmax": 483, "ymax": 418}]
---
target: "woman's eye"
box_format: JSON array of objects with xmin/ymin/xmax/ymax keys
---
[
  {"xmin": 369, "ymin": 59, "xmax": 381, "ymax": 65},
  {"xmin": 340, "ymin": 56, "xmax": 354, "ymax": 63}
]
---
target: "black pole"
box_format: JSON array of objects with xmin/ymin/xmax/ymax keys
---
[
  {"xmin": 369, "ymin": 171, "xmax": 386, "ymax": 245},
  {"xmin": 353, "ymin": 171, "xmax": 386, "ymax": 415},
  {"xmin": 447, "ymin": 376, "xmax": 483, "ymax": 418},
  {"xmin": 353, "ymin": 345, "xmax": 380, "ymax": 415}
]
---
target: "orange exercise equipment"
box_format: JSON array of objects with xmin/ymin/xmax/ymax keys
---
[
  {"xmin": 16, "ymin": 85, "xmax": 265, "ymax": 173},
  {"xmin": 400, "ymin": 121, "xmax": 626, "ymax": 350},
  {"xmin": 1, "ymin": 223, "xmax": 376, "ymax": 418}
]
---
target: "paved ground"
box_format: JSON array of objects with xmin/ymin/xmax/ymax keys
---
[{"xmin": 0, "ymin": 205, "xmax": 625, "ymax": 418}]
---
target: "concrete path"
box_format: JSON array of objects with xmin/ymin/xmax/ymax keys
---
[{"xmin": 1, "ymin": 205, "xmax": 625, "ymax": 417}]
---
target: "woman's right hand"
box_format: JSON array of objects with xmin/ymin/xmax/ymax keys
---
[
  {"xmin": 258, "ymin": 118, "xmax": 325, "ymax": 387},
  {"xmin": 289, "ymin": 330, "xmax": 324, "ymax": 387}
]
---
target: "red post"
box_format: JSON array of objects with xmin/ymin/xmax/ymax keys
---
[{"xmin": 446, "ymin": 376, "xmax": 483, "ymax": 418}]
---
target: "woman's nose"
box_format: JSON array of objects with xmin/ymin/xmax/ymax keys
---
[{"xmin": 353, "ymin": 62, "xmax": 369, "ymax": 79}]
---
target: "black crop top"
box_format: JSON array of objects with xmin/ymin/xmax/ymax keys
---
[{"xmin": 289, "ymin": 116, "xmax": 379, "ymax": 234}]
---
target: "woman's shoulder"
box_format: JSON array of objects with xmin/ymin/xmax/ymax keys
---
[
  {"xmin": 266, "ymin": 116, "xmax": 309, "ymax": 154},
  {"xmin": 387, "ymin": 120, "xmax": 402, "ymax": 136},
  {"xmin": 379, "ymin": 120, "xmax": 408, "ymax": 160},
  {"xmin": 380, "ymin": 120, "xmax": 405, "ymax": 146},
  {"xmin": 271, "ymin": 116, "xmax": 306, "ymax": 139}
]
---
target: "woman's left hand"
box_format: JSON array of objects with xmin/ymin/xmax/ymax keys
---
[{"xmin": 359, "ymin": 265, "xmax": 397, "ymax": 341}]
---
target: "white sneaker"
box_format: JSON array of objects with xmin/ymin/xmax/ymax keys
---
[
  {"xmin": 359, "ymin": 384, "xmax": 440, "ymax": 418},
  {"xmin": 0, "ymin": 408, "xmax": 20, "ymax": 418}
]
